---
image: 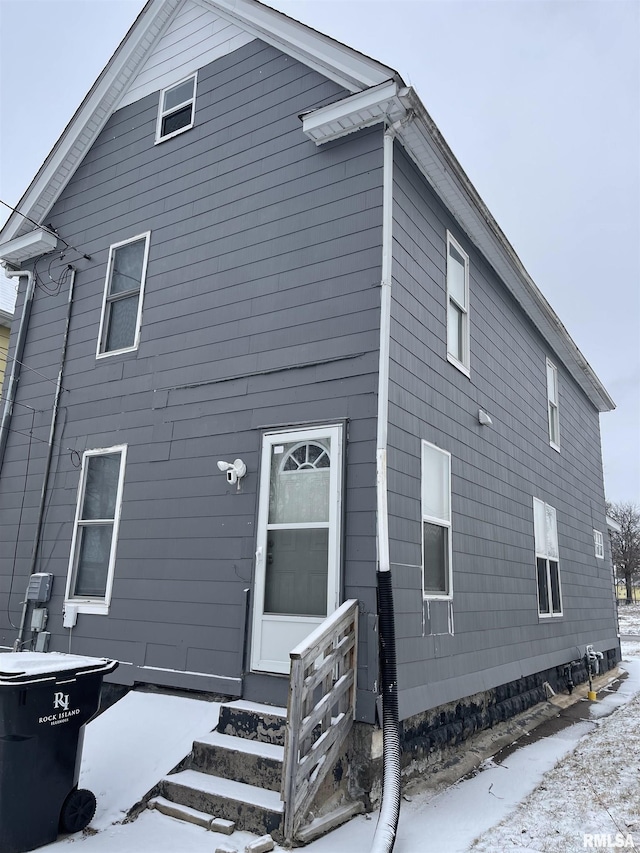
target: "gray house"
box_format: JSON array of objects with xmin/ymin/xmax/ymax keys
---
[{"xmin": 0, "ymin": 0, "xmax": 619, "ymax": 840}]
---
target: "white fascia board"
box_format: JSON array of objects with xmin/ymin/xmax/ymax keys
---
[
  {"xmin": 0, "ymin": 229, "xmax": 58, "ymax": 266},
  {"xmin": 302, "ymin": 80, "xmax": 404, "ymax": 143},
  {"xmin": 199, "ymin": 0, "xmax": 396, "ymax": 92},
  {"xmin": 0, "ymin": 0, "xmax": 179, "ymax": 246}
]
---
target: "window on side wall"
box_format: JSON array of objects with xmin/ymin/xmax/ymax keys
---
[
  {"xmin": 97, "ymin": 233, "xmax": 150, "ymax": 358},
  {"xmin": 446, "ymin": 231, "xmax": 470, "ymax": 375},
  {"xmin": 546, "ymin": 358, "xmax": 560, "ymax": 450},
  {"xmin": 156, "ymin": 74, "xmax": 197, "ymax": 143},
  {"xmin": 65, "ymin": 446, "xmax": 127, "ymax": 614},
  {"xmin": 533, "ymin": 497, "xmax": 562, "ymax": 616},
  {"xmin": 594, "ymin": 529, "xmax": 604, "ymax": 559},
  {"xmin": 422, "ymin": 441, "xmax": 452, "ymax": 598}
]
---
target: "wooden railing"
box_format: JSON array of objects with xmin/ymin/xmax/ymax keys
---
[{"xmin": 281, "ymin": 599, "xmax": 359, "ymax": 845}]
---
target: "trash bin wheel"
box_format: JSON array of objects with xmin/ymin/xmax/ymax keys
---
[{"xmin": 59, "ymin": 788, "xmax": 97, "ymax": 834}]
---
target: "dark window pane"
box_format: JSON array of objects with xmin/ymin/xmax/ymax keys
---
[
  {"xmin": 163, "ymin": 78, "xmax": 194, "ymax": 111},
  {"xmin": 264, "ymin": 528, "xmax": 328, "ymax": 616},
  {"xmin": 549, "ymin": 560, "xmax": 562, "ymax": 613},
  {"xmin": 110, "ymin": 241, "xmax": 144, "ymax": 295},
  {"xmin": 82, "ymin": 454, "xmax": 120, "ymax": 519},
  {"xmin": 161, "ymin": 104, "xmax": 193, "ymax": 137},
  {"xmin": 537, "ymin": 557, "xmax": 550, "ymax": 614},
  {"xmin": 423, "ymin": 522, "xmax": 448, "ymax": 594},
  {"xmin": 74, "ymin": 525, "xmax": 113, "ymax": 597},
  {"xmin": 105, "ymin": 294, "xmax": 139, "ymax": 351}
]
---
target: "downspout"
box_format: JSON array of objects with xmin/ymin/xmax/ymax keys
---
[
  {"xmin": 371, "ymin": 121, "xmax": 403, "ymax": 853},
  {"xmin": 14, "ymin": 268, "xmax": 76, "ymax": 651},
  {"xmin": 0, "ymin": 268, "xmax": 35, "ymax": 471}
]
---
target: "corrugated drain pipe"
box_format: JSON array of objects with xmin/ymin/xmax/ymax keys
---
[{"xmin": 370, "ymin": 118, "xmax": 405, "ymax": 853}]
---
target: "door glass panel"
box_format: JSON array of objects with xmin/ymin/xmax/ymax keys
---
[
  {"xmin": 268, "ymin": 440, "xmax": 330, "ymax": 524},
  {"xmin": 264, "ymin": 529, "xmax": 328, "ymax": 616}
]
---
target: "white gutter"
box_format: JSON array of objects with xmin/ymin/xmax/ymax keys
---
[{"xmin": 375, "ymin": 124, "xmax": 397, "ymax": 576}]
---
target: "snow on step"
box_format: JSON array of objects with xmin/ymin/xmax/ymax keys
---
[
  {"xmin": 196, "ymin": 730, "xmax": 284, "ymax": 761},
  {"xmin": 166, "ymin": 768, "xmax": 284, "ymax": 813},
  {"xmin": 148, "ymin": 796, "xmax": 213, "ymax": 829},
  {"xmin": 224, "ymin": 700, "xmax": 287, "ymax": 718}
]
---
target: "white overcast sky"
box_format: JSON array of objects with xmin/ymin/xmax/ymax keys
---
[{"xmin": 0, "ymin": 0, "xmax": 638, "ymax": 504}]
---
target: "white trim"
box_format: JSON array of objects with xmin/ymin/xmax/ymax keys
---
[
  {"xmin": 155, "ymin": 72, "xmax": 197, "ymax": 144},
  {"xmin": 594, "ymin": 529, "xmax": 605, "ymax": 559},
  {"xmin": 533, "ymin": 496, "xmax": 563, "ymax": 617},
  {"xmin": 96, "ymin": 231, "xmax": 151, "ymax": 359},
  {"xmin": 302, "ymin": 80, "xmax": 403, "ymax": 145},
  {"xmin": 64, "ymin": 445, "xmax": 128, "ymax": 615},
  {"xmin": 546, "ymin": 357, "xmax": 560, "ymax": 451},
  {"xmin": 0, "ymin": 228, "xmax": 58, "ymax": 266},
  {"xmin": 251, "ymin": 424, "xmax": 343, "ymax": 673},
  {"xmin": 446, "ymin": 231, "xmax": 470, "ymax": 374},
  {"xmin": 421, "ymin": 440, "xmax": 453, "ymax": 600}
]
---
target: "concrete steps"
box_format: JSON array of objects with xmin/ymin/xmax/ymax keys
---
[{"xmin": 152, "ymin": 700, "xmax": 288, "ymax": 842}]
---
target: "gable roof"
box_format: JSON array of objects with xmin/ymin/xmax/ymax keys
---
[{"xmin": 0, "ymin": 0, "xmax": 614, "ymax": 412}]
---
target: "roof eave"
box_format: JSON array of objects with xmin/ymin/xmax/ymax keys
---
[{"xmin": 303, "ymin": 83, "xmax": 614, "ymax": 414}]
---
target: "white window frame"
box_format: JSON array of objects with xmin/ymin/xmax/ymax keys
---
[
  {"xmin": 421, "ymin": 440, "xmax": 453, "ymax": 599},
  {"xmin": 533, "ymin": 497, "xmax": 563, "ymax": 617},
  {"xmin": 64, "ymin": 445, "xmax": 127, "ymax": 615},
  {"xmin": 594, "ymin": 529, "xmax": 604, "ymax": 560},
  {"xmin": 446, "ymin": 231, "xmax": 470, "ymax": 376},
  {"xmin": 546, "ymin": 357, "xmax": 560, "ymax": 451},
  {"xmin": 155, "ymin": 73, "xmax": 197, "ymax": 144},
  {"xmin": 96, "ymin": 232, "xmax": 151, "ymax": 359}
]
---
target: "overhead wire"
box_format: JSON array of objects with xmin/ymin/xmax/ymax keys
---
[
  {"xmin": 5, "ymin": 409, "xmax": 35, "ymax": 629},
  {"xmin": 0, "ymin": 198, "xmax": 91, "ymax": 260}
]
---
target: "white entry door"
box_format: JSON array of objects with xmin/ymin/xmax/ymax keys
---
[{"xmin": 250, "ymin": 425, "xmax": 343, "ymax": 674}]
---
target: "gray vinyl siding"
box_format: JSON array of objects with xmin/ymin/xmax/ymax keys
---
[
  {"xmin": 388, "ymin": 144, "xmax": 616, "ymax": 720},
  {"xmin": 0, "ymin": 41, "xmax": 382, "ymax": 704}
]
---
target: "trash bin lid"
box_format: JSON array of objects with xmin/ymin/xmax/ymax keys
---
[{"xmin": 0, "ymin": 652, "xmax": 117, "ymax": 684}]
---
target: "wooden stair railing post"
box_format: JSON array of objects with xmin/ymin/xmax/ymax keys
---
[{"xmin": 281, "ymin": 600, "xmax": 358, "ymax": 846}]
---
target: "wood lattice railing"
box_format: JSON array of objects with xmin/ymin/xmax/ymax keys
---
[{"xmin": 281, "ymin": 599, "xmax": 358, "ymax": 845}]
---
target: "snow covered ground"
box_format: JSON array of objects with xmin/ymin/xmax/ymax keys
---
[{"xmin": 39, "ymin": 629, "xmax": 640, "ymax": 853}]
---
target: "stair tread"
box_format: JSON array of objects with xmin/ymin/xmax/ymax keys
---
[
  {"xmin": 224, "ymin": 700, "xmax": 287, "ymax": 718},
  {"xmin": 165, "ymin": 768, "xmax": 284, "ymax": 813},
  {"xmin": 196, "ymin": 731, "xmax": 284, "ymax": 761}
]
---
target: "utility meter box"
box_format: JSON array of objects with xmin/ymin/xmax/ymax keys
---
[{"xmin": 26, "ymin": 573, "xmax": 53, "ymax": 603}]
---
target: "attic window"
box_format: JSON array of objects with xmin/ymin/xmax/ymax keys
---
[{"xmin": 156, "ymin": 74, "xmax": 197, "ymax": 143}]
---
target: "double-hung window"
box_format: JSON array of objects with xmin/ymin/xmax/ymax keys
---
[
  {"xmin": 97, "ymin": 233, "xmax": 150, "ymax": 357},
  {"xmin": 533, "ymin": 497, "xmax": 562, "ymax": 616},
  {"xmin": 446, "ymin": 232, "xmax": 470, "ymax": 374},
  {"xmin": 156, "ymin": 74, "xmax": 197, "ymax": 143},
  {"xmin": 65, "ymin": 446, "xmax": 127, "ymax": 614},
  {"xmin": 546, "ymin": 358, "xmax": 560, "ymax": 450},
  {"xmin": 594, "ymin": 529, "xmax": 604, "ymax": 560},
  {"xmin": 422, "ymin": 441, "xmax": 452, "ymax": 598}
]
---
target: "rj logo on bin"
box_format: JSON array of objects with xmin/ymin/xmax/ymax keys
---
[{"xmin": 53, "ymin": 692, "xmax": 70, "ymax": 711}]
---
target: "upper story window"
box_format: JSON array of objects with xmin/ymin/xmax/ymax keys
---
[
  {"xmin": 422, "ymin": 441, "xmax": 452, "ymax": 598},
  {"xmin": 594, "ymin": 529, "xmax": 605, "ymax": 559},
  {"xmin": 533, "ymin": 497, "xmax": 562, "ymax": 617},
  {"xmin": 156, "ymin": 74, "xmax": 197, "ymax": 143},
  {"xmin": 97, "ymin": 233, "xmax": 150, "ymax": 358},
  {"xmin": 446, "ymin": 231, "xmax": 470, "ymax": 375},
  {"xmin": 65, "ymin": 446, "xmax": 127, "ymax": 615},
  {"xmin": 546, "ymin": 358, "xmax": 560, "ymax": 451}
]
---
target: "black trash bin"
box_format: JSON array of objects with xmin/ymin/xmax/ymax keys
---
[{"xmin": 0, "ymin": 651, "xmax": 118, "ymax": 853}]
